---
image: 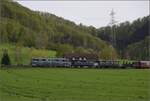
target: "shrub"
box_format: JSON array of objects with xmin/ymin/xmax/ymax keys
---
[{"xmin": 1, "ymin": 49, "xmax": 11, "ymax": 66}]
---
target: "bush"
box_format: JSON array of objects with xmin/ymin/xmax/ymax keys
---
[{"xmin": 1, "ymin": 49, "xmax": 11, "ymax": 66}]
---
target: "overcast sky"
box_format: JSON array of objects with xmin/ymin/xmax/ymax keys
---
[{"xmin": 16, "ymin": 1, "xmax": 149, "ymax": 28}]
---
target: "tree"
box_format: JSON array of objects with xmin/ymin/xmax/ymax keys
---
[
  {"xmin": 75, "ymin": 47, "xmax": 90, "ymax": 54},
  {"xmin": 14, "ymin": 44, "xmax": 22, "ymax": 65},
  {"xmin": 35, "ymin": 32, "xmax": 48, "ymax": 49},
  {"xmin": 1, "ymin": 49, "xmax": 11, "ymax": 66},
  {"xmin": 99, "ymin": 45, "xmax": 118, "ymax": 60},
  {"xmin": 56, "ymin": 44, "xmax": 74, "ymax": 57}
]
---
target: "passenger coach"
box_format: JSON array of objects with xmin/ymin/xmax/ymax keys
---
[{"xmin": 31, "ymin": 58, "xmax": 71, "ymax": 67}]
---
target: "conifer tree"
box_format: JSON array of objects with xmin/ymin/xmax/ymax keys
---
[{"xmin": 1, "ymin": 49, "xmax": 11, "ymax": 66}]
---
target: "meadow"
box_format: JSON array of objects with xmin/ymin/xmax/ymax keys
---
[
  {"xmin": 0, "ymin": 68, "xmax": 149, "ymax": 101},
  {"xmin": 0, "ymin": 44, "xmax": 56, "ymax": 65}
]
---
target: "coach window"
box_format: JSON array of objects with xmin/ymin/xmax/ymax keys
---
[
  {"xmin": 48, "ymin": 59, "xmax": 52, "ymax": 61},
  {"xmin": 83, "ymin": 58, "xmax": 86, "ymax": 60},
  {"xmin": 33, "ymin": 59, "xmax": 39, "ymax": 61},
  {"xmin": 42, "ymin": 59, "xmax": 46, "ymax": 61}
]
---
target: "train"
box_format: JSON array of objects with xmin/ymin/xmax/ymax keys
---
[{"xmin": 31, "ymin": 57, "xmax": 150, "ymax": 69}]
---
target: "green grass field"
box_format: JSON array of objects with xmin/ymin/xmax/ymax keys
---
[
  {"xmin": 0, "ymin": 68, "xmax": 149, "ymax": 101},
  {"xmin": 0, "ymin": 44, "xmax": 56, "ymax": 65}
]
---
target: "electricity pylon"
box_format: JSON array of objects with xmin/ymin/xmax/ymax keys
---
[
  {"xmin": 108, "ymin": 9, "xmax": 118, "ymax": 60},
  {"xmin": 109, "ymin": 9, "xmax": 117, "ymax": 48}
]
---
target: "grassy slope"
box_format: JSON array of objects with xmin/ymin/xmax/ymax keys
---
[
  {"xmin": 0, "ymin": 68, "xmax": 149, "ymax": 101},
  {"xmin": 0, "ymin": 44, "xmax": 56, "ymax": 65}
]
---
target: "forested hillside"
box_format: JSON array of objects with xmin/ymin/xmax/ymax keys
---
[
  {"xmin": 0, "ymin": 0, "xmax": 117, "ymax": 59},
  {"xmin": 126, "ymin": 36, "xmax": 149, "ymax": 60},
  {"xmin": 95, "ymin": 16, "xmax": 149, "ymax": 60},
  {"xmin": 0, "ymin": 0, "xmax": 149, "ymax": 60}
]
